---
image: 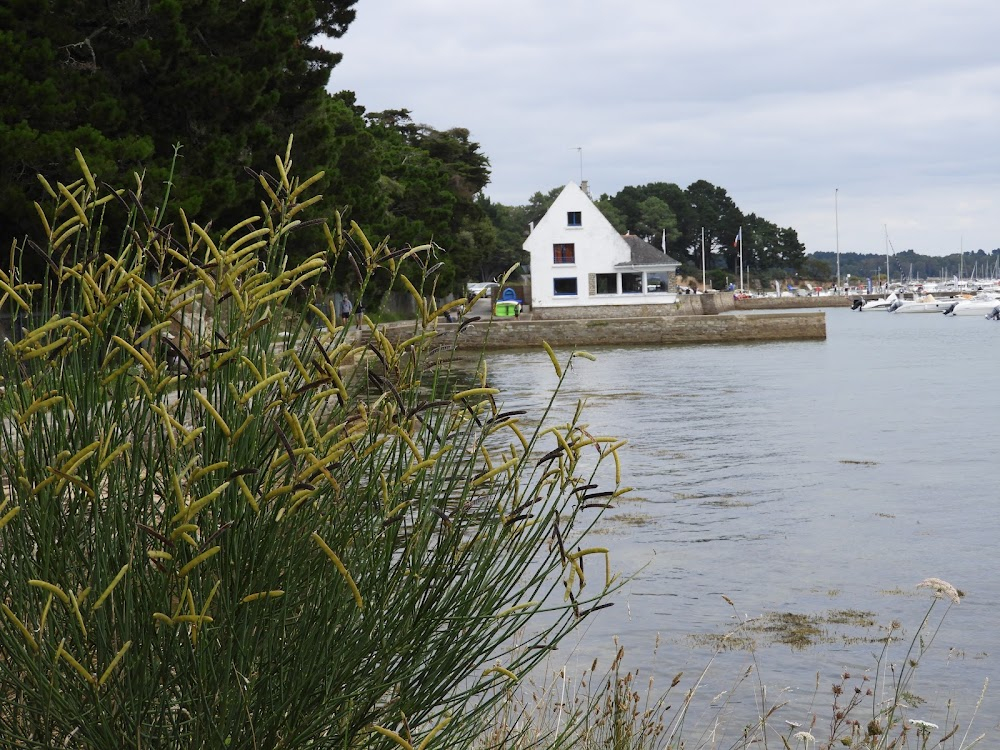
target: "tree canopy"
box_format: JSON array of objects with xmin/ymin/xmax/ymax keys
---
[
  {"xmin": 1, "ymin": 1, "xmax": 506, "ymax": 295},
  {"xmin": 597, "ymin": 180, "xmax": 806, "ymax": 278},
  {"xmin": 1, "ymin": 0, "xmax": 358, "ymax": 259}
]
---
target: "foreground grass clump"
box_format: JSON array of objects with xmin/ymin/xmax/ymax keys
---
[{"xmin": 0, "ymin": 146, "xmax": 624, "ymax": 748}]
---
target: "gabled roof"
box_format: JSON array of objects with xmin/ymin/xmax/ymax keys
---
[{"xmin": 615, "ymin": 235, "xmax": 681, "ymax": 268}]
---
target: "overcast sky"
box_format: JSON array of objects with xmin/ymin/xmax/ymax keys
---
[{"xmin": 328, "ymin": 0, "xmax": 1000, "ymax": 258}]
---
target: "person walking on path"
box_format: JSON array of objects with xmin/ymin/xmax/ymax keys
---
[{"xmin": 340, "ymin": 295, "xmax": 353, "ymax": 325}]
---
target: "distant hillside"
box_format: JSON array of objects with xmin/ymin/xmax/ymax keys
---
[{"xmin": 811, "ymin": 248, "xmax": 1000, "ymax": 281}]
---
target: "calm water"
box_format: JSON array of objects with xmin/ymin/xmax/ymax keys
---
[{"xmin": 483, "ymin": 307, "xmax": 1000, "ymax": 736}]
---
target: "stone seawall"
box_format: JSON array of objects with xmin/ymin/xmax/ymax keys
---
[
  {"xmin": 380, "ymin": 312, "xmax": 825, "ymax": 350},
  {"xmin": 735, "ymin": 296, "xmax": 852, "ymax": 310}
]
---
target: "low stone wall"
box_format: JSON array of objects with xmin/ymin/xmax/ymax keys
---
[
  {"xmin": 736, "ymin": 296, "xmax": 852, "ymax": 310},
  {"xmin": 380, "ymin": 312, "xmax": 825, "ymax": 350}
]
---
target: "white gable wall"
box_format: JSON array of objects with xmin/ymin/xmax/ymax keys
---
[{"xmin": 524, "ymin": 182, "xmax": 678, "ymax": 309}]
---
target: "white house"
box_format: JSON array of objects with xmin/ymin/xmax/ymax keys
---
[{"xmin": 524, "ymin": 182, "xmax": 681, "ymax": 313}]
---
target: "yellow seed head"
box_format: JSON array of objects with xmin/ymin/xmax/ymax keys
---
[
  {"xmin": 92, "ymin": 564, "xmax": 129, "ymax": 610},
  {"xmin": 98, "ymin": 640, "xmax": 133, "ymax": 687},
  {"xmin": 178, "ymin": 546, "xmax": 221, "ymax": 577},
  {"xmin": 241, "ymin": 590, "xmax": 285, "ymax": 604}
]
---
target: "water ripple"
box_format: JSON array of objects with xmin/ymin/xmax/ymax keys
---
[{"xmin": 485, "ymin": 310, "xmax": 1000, "ymax": 728}]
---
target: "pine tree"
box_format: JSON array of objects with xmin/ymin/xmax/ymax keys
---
[{"xmin": 0, "ymin": 0, "xmax": 358, "ymax": 266}]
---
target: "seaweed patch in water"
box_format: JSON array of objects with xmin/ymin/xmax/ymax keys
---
[
  {"xmin": 592, "ymin": 512, "xmax": 655, "ymax": 535},
  {"xmin": 826, "ymin": 609, "xmax": 877, "ymax": 628},
  {"xmin": 757, "ymin": 612, "xmax": 825, "ymax": 650},
  {"xmin": 705, "ymin": 497, "xmax": 753, "ymax": 508},
  {"xmin": 689, "ymin": 609, "xmax": 888, "ymax": 652}
]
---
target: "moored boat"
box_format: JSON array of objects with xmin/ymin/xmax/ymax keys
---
[
  {"xmin": 943, "ymin": 293, "xmax": 1000, "ymax": 316},
  {"xmin": 859, "ymin": 292, "xmax": 898, "ymax": 311},
  {"xmin": 890, "ymin": 294, "xmax": 961, "ymax": 314}
]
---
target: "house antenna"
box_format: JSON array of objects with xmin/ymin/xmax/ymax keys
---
[{"xmin": 572, "ymin": 147, "xmax": 583, "ymax": 184}]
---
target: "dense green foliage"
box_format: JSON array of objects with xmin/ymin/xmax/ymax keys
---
[
  {"xmin": 1, "ymin": 0, "xmax": 356, "ymax": 255},
  {"xmin": 605, "ymin": 181, "xmax": 807, "ymax": 278},
  {"xmin": 0, "ymin": 1, "xmax": 498, "ymax": 296}
]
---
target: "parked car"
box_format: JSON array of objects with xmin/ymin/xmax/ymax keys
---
[{"xmin": 466, "ymin": 282, "xmax": 499, "ymax": 298}]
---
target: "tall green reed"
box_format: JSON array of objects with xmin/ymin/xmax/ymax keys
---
[{"xmin": 0, "ymin": 141, "xmax": 624, "ymax": 748}]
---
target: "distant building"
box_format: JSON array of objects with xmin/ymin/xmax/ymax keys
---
[{"xmin": 524, "ymin": 182, "xmax": 680, "ymax": 313}]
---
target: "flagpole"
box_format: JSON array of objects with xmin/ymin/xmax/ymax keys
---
[
  {"xmin": 738, "ymin": 227, "xmax": 744, "ymax": 292},
  {"xmin": 700, "ymin": 227, "xmax": 706, "ymax": 290}
]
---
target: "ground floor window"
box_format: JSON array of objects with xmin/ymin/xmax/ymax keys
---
[
  {"xmin": 553, "ymin": 277, "xmax": 578, "ymax": 296},
  {"xmin": 594, "ymin": 273, "xmax": 617, "ymax": 295},
  {"xmin": 621, "ymin": 273, "xmax": 642, "ymax": 293},
  {"xmin": 646, "ymin": 273, "xmax": 668, "ymax": 292}
]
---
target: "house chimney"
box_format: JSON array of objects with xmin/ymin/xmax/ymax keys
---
[{"xmin": 580, "ymin": 180, "xmax": 591, "ymax": 198}]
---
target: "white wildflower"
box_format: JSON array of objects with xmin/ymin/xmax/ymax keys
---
[
  {"xmin": 793, "ymin": 730, "xmax": 817, "ymax": 743},
  {"xmin": 909, "ymin": 719, "xmax": 939, "ymax": 730},
  {"xmin": 916, "ymin": 577, "xmax": 960, "ymax": 604}
]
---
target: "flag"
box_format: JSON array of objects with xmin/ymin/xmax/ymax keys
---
[
  {"xmin": 733, "ymin": 227, "xmax": 742, "ymax": 247},
  {"xmin": 661, "ymin": 229, "xmax": 666, "ymax": 253}
]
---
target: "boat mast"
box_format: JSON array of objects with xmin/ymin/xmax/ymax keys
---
[
  {"xmin": 884, "ymin": 224, "xmax": 889, "ymax": 287},
  {"xmin": 835, "ymin": 188, "xmax": 841, "ymax": 290}
]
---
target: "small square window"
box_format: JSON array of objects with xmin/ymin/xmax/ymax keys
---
[
  {"xmin": 567, "ymin": 211, "xmax": 582, "ymax": 227},
  {"xmin": 553, "ymin": 243, "xmax": 575, "ymax": 264},
  {"xmin": 553, "ymin": 277, "xmax": 578, "ymax": 296}
]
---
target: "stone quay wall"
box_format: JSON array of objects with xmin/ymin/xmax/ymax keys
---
[
  {"xmin": 380, "ymin": 312, "xmax": 826, "ymax": 350},
  {"xmin": 735, "ymin": 295, "xmax": 853, "ymax": 310}
]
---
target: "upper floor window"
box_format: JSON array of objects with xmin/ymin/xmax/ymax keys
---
[
  {"xmin": 553, "ymin": 243, "xmax": 575, "ymax": 264},
  {"xmin": 567, "ymin": 211, "xmax": 582, "ymax": 227}
]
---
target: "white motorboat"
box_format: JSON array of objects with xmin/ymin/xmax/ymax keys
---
[
  {"xmin": 890, "ymin": 294, "xmax": 963, "ymax": 314},
  {"xmin": 943, "ymin": 294, "xmax": 1000, "ymax": 316},
  {"xmin": 858, "ymin": 292, "xmax": 898, "ymax": 312}
]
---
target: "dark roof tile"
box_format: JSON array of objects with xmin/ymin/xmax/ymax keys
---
[{"xmin": 616, "ymin": 235, "xmax": 681, "ymax": 267}]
